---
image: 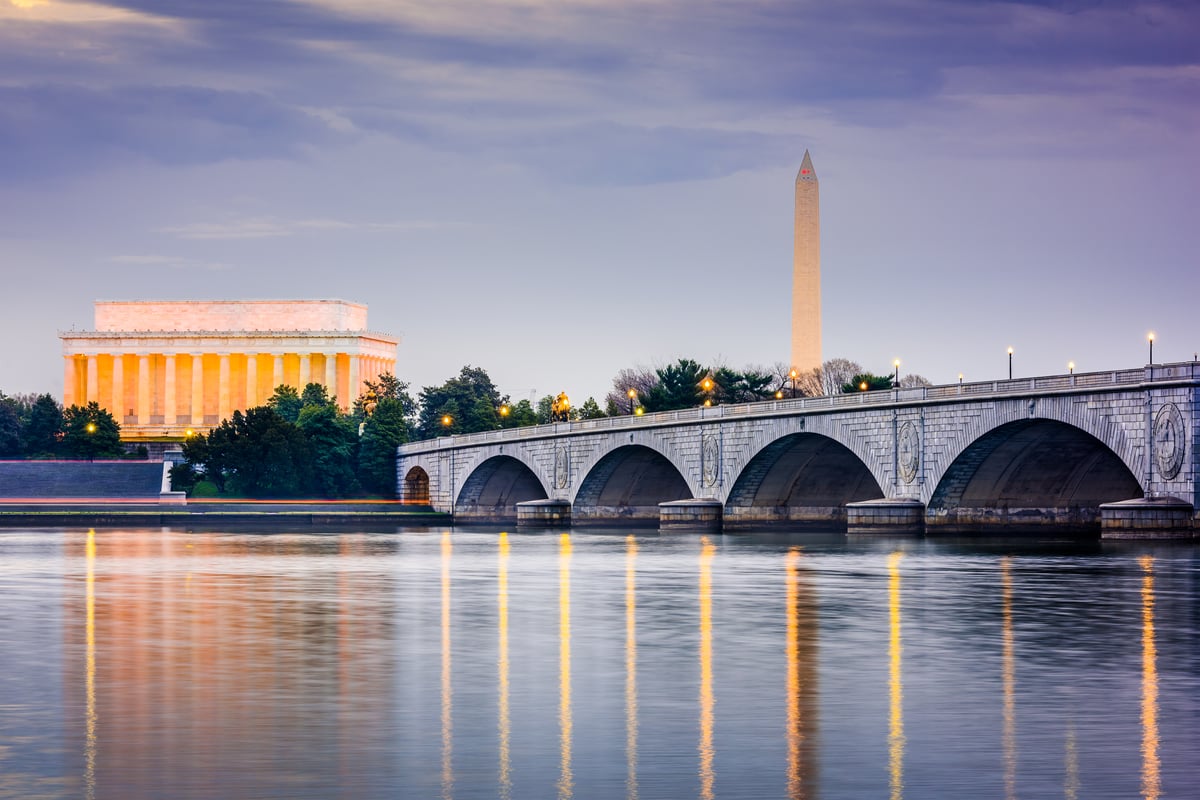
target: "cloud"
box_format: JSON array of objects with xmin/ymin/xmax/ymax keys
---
[
  {"xmin": 0, "ymin": 84, "xmax": 346, "ymax": 179},
  {"xmin": 158, "ymin": 216, "xmax": 465, "ymax": 240}
]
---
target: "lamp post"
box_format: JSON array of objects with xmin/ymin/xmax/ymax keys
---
[
  {"xmin": 1007, "ymin": 346, "xmax": 1014, "ymax": 380},
  {"xmin": 1148, "ymin": 332, "xmax": 1155, "ymax": 364},
  {"xmin": 441, "ymin": 414, "xmax": 453, "ymax": 436},
  {"xmin": 958, "ymin": 373, "xmax": 964, "ymax": 385},
  {"xmin": 775, "ymin": 390, "xmax": 784, "ymax": 400},
  {"xmin": 893, "ymin": 359, "xmax": 901, "ymax": 388},
  {"xmin": 85, "ymin": 421, "xmax": 96, "ymax": 462},
  {"xmin": 498, "ymin": 404, "xmax": 510, "ymax": 428},
  {"xmin": 627, "ymin": 388, "xmax": 637, "ymax": 416},
  {"xmin": 788, "ymin": 368, "xmax": 798, "ymax": 399},
  {"xmin": 1068, "ymin": 361, "xmax": 1074, "ymax": 375},
  {"xmin": 701, "ymin": 376, "xmax": 714, "ymax": 407},
  {"xmin": 859, "ymin": 381, "xmax": 868, "ymax": 392}
]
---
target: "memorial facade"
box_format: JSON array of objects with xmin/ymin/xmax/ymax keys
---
[{"xmin": 60, "ymin": 300, "xmax": 398, "ymax": 440}]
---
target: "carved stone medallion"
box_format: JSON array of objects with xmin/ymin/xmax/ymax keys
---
[
  {"xmin": 898, "ymin": 421, "xmax": 919, "ymax": 484},
  {"xmin": 554, "ymin": 446, "xmax": 570, "ymax": 490},
  {"xmin": 1153, "ymin": 403, "xmax": 1185, "ymax": 480},
  {"xmin": 701, "ymin": 434, "xmax": 719, "ymax": 488}
]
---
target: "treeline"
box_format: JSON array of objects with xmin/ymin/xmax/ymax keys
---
[{"xmin": 0, "ymin": 393, "xmax": 131, "ymax": 460}]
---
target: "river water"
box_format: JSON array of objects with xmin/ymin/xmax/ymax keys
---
[{"xmin": 0, "ymin": 527, "xmax": 1195, "ymax": 799}]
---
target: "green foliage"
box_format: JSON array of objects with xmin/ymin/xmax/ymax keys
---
[
  {"xmin": 300, "ymin": 382, "xmax": 333, "ymax": 409},
  {"xmin": 504, "ymin": 399, "xmax": 538, "ymax": 428},
  {"xmin": 416, "ymin": 366, "xmax": 506, "ymax": 438},
  {"xmin": 535, "ymin": 394, "xmax": 554, "ymax": 424},
  {"xmin": 22, "ymin": 394, "xmax": 62, "ymax": 457},
  {"xmin": 358, "ymin": 397, "xmax": 410, "ymax": 497},
  {"xmin": 711, "ymin": 367, "xmax": 776, "ymax": 404},
  {"xmin": 0, "ymin": 394, "xmax": 20, "ymax": 456},
  {"xmin": 355, "ymin": 373, "xmax": 417, "ymax": 420},
  {"xmin": 576, "ymin": 397, "xmax": 605, "ymax": 419},
  {"xmin": 266, "ymin": 384, "xmax": 303, "ymax": 423},
  {"xmin": 192, "ymin": 480, "xmax": 219, "ymax": 498},
  {"xmin": 841, "ymin": 373, "xmax": 894, "ymax": 393},
  {"xmin": 61, "ymin": 402, "xmax": 124, "ymax": 460},
  {"xmin": 643, "ymin": 359, "xmax": 706, "ymax": 412},
  {"xmin": 190, "ymin": 407, "xmax": 313, "ymax": 497},
  {"xmin": 168, "ymin": 461, "xmax": 199, "ymax": 494},
  {"xmin": 297, "ymin": 403, "xmax": 360, "ymax": 498}
]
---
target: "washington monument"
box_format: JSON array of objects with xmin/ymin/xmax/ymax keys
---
[{"xmin": 791, "ymin": 149, "xmax": 822, "ymax": 376}]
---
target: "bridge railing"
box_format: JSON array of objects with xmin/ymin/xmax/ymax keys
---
[{"xmin": 399, "ymin": 362, "xmax": 1196, "ymax": 453}]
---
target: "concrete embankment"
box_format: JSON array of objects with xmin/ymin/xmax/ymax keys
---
[{"xmin": 0, "ymin": 500, "xmax": 449, "ymax": 528}]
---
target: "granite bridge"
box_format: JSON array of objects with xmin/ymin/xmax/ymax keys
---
[{"xmin": 395, "ymin": 362, "xmax": 1200, "ymax": 538}]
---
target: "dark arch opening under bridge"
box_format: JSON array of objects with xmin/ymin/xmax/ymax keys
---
[
  {"xmin": 454, "ymin": 456, "xmax": 548, "ymax": 523},
  {"xmin": 574, "ymin": 445, "xmax": 691, "ymax": 525}
]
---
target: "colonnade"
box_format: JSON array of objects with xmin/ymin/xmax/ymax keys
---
[{"xmin": 64, "ymin": 350, "xmax": 395, "ymax": 434}]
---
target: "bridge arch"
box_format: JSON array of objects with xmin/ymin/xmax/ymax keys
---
[
  {"xmin": 573, "ymin": 444, "xmax": 692, "ymax": 525},
  {"xmin": 724, "ymin": 432, "xmax": 885, "ymax": 529},
  {"xmin": 454, "ymin": 454, "xmax": 550, "ymax": 523},
  {"xmin": 927, "ymin": 418, "xmax": 1143, "ymax": 531},
  {"xmin": 401, "ymin": 466, "xmax": 430, "ymax": 505}
]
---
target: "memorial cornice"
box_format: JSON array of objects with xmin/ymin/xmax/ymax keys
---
[{"xmin": 60, "ymin": 329, "xmax": 397, "ymax": 342}]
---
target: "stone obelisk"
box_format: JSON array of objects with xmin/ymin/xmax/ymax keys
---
[{"xmin": 790, "ymin": 149, "xmax": 822, "ymax": 377}]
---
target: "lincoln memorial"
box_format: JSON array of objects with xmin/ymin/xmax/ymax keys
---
[{"xmin": 60, "ymin": 300, "xmax": 398, "ymax": 441}]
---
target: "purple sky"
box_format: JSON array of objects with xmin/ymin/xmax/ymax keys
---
[{"xmin": 1, "ymin": 0, "xmax": 1197, "ymax": 406}]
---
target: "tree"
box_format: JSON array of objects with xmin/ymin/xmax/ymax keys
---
[
  {"xmin": 841, "ymin": 373, "xmax": 894, "ymax": 393},
  {"xmin": 61, "ymin": 402, "xmax": 124, "ymax": 460},
  {"xmin": 416, "ymin": 366, "xmax": 505, "ymax": 438},
  {"xmin": 0, "ymin": 394, "xmax": 20, "ymax": 456},
  {"xmin": 22, "ymin": 394, "xmax": 62, "ymax": 457},
  {"xmin": 267, "ymin": 385, "xmax": 303, "ymax": 423},
  {"xmin": 191, "ymin": 407, "xmax": 313, "ymax": 497},
  {"xmin": 576, "ymin": 397, "xmax": 605, "ymax": 419},
  {"xmin": 358, "ymin": 397, "xmax": 410, "ymax": 496},
  {"xmin": 297, "ymin": 404, "xmax": 360, "ymax": 497},
  {"xmin": 355, "ymin": 372, "xmax": 417, "ymax": 422},
  {"xmin": 504, "ymin": 399, "xmax": 538, "ymax": 428},
  {"xmin": 300, "ymin": 382, "xmax": 333, "ymax": 409},
  {"xmin": 898, "ymin": 373, "xmax": 932, "ymax": 388},
  {"xmin": 643, "ymin": 359, "xmax": 706, "ymax": 412},
  {"xmin": 711, "ymin": 366, "xmax": 776, "ymax": 404},
  {"xmin": 604, "ymin": 366, "xmax": 659, "ymax": 415},
  {"xmin": 819, "ymin": 358, "xmax": 864, "ymax": 397}
]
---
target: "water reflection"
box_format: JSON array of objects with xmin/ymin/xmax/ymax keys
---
[
  {"xmin": 1064, "ymin": 720, "xmax": 1079, "ymax": 800},
  {"xmin": 441, "ymin": 531, "xmax": 454, "ymax": 800},
  {"xmin": 1139, "ymin": 556, "xmax": 1160, "ymax": 800},
  {"xmin": 1000, "ymin": 556, "xmax": 1016, "ymax": 800},
  {"xmin": 558, "ymin": 533, "xmax": 574, "ymax": 800},
  {"xmin": 625, "ymin": 535, "xmax": 639, "ymax": 800},
  {"xmin": 785, "ymin": 547, "xmax": 819, "ymax": 799},
  {"xmin": 699, "ymin": 538, "xmax": 716, "ymax": 800},
  {"xmin": 498, "ymin": 532, "xmax": 511, "ymax": 800},
  {"xmin": 887, "ymin": 551, "xmax": 904, "ymax": 800},
  {"xmin": 84, "ymin": 528, "xmax": 97, "ymax": 800}
]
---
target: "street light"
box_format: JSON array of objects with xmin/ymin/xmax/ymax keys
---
[
  {"xmin": 1007, "ymin": 346, "xmax": 1014, "ymax": 380},
  {"xmin": 859, "ymin": 381, "xmax": 868, "ymax": 392},
  {"xmin": 627, "ymin": 388, "xmax": 637, "ymax": 415},
  {"xmin": 775, "ymin": 390, "xmax": 784, "ymax": 400},
  {"xmin": 958, "ymin": 373, "xmax": 964, "ymax": 385},
  {"xmin": 700, "ymin": 376, "xmax": 714, "ymax": 407},
  {"xmin": 498, "ymin": 404, "xmax": 510, "ymax": 428},
  {"xmin": 1148, "ymin": 332, "xmax": 1155, "ymax": 364},
  {"xmin": 1068, "ymin": 361, "xmax": 1074, "ymax": 375},
  {"xmin": 441, "ymin": 414, "xmax": 453, "ymax": 435},
  {"xmin": 634, "ymin": 406, "xmax": 644, "ymax": 416},
  {"xmin": 893, "ymin": 359, "xmax": 901, "ymax": 387},
  {"xmin": 788, "ymin": 368, "xmax": 798, "ymax": 399}
]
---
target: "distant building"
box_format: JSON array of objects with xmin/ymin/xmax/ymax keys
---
[
  {"xmin": 60, "ymin": 300, "xmax": 398, "ymax": 440},
  {"xmin": 791, "ymin": 150, "xmax": 822, "ymax": 376}
]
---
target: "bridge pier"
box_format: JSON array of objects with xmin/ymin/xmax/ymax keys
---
[
  {"xmin": 516, "ymin": 499, "xmax": 571, "ymax": 527},
  {"xmin": 1100, "ymin": 497, "xmax": 1197, "ymax": 540},
  {"xmin": 659, "ymin": 499, "xmax": 723, "ymax": 531},
  {"xmin": 845, "ymin": 499, "xmax": 925, "ymax": 535}
]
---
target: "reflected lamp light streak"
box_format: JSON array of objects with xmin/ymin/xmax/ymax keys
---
[
  {"xmin": 887, "ymin": 552, "xmax": 904, "ymax": 800},
  {"xmin": 785, "ymin": 547, "xmax": 803, "ymax": 800},
  {"xmin": 498, "ymin": 532, "xmax": 511, "ymax": 800},
  {"xmin": 441, "ymin": 531, "xmax": 454, "ymax": 800},
  {"xmin": 626, "ymin": 535, "xmax": 639, "ymax": 800},
  {"xmin": 1001, "ymin": 557, "xmax": 1016, "ymax": 800},
  {"xmin": 699, "ymin": 538, "xmax": 716, "ymax": 800},
  {"xmin": 1064, "ymin": 720, "xmax": 1079, "ymax": 800},
  {"xmin": 1139, "ymin": 556, "xmax": 1160, "ymax": 800},
  {"xmin": 85, "ymin": 528, "xmax": 97, "ymax": 800},
  {"xmin": 558, "ymin": 533, "xmax": 574, "ymax": 800}
]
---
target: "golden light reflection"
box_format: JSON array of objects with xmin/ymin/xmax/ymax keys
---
[
  {"xmin": 441, "ymin": 531, "xmax": 454, "ymax": 800},
  {"xmin": 699, "ymin": 538, "xmax": 716, "ymax": 800},
  {"xmin": 1064, "ymin": 720, "xmax": 1079, "ymax": 800},
  {"xmin": 1139, "ymin": 555, "xmax": 1160, "ymax": 800},
  {"xmin": 85, "ymin": 528, "xmax": 97, "ymax": 800},
  {"xmin": 1001, "ymin": 557, "xmax": 1016, "ymax": 800},
  {"xmin": 887, "ymin": 552, "xmax": 904, "ymax": 800},
  {"xmin": 498, "ymin": 532, "xmax": 511, "ymax": 800},
  {"xmin": 558, "ymin": 533, "xmax": 574, "ymax": 800},
  {"xmin": 785, "ymin": 546, "xmax": 819, "ymax": 800},
  {"xmin": 625, "ymin": 535, "xmax": 639, "ymax": 800},
  {"xmin": 785, "ymin": 547, "xmax": 803, "ymax": 799}
]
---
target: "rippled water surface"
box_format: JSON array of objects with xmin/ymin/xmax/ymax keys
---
[{"xmin": 0, "ymin": 527, "xmax": 1196, "ymax": 799}]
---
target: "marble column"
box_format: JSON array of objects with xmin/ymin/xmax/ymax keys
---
[
  {"xmin": 85, "ymin": 355, "xmax": 99, "ymax": 404},
  {"xmin": 299, "ymin": 353, "xmax": 311, "ymax": 388},
  {"xmin": 137, "ymin": 355, "xmax": 151, "ymax": 425},
  {"xmin": 324, "ymin": 354, "xmax": 337, "ymax": 395},
  {"xmin": 273, "ymin": 354, "xmax": 284, "ymax": 391},
  {"xmin": 63, "ymin": 358, "xmax": 77, "ymax": 408},
  {"xmin": 219, "ymin": 354, "xmax": 231, "ymax": 421},
  {"xmin": 348, "ymin": 355, "xmax": 360, "ymax": 403},
  {"xmin": 111, "ymin": 355, "xmax": 124, "ymax": 421},
  {"xmin": 191, "ymin": 354, "xmax": 204, "ymax": 426},
  {"xmin": 163, "ymin": 354, "xmax": 177, "ymax": 425},
  {"xmin": 246, "ymin": 354, "xmax": 258, "ymax": 408}
]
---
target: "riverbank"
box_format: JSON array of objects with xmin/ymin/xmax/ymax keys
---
[{"xmin": 0, "ymin": 499, "xmax": 449, "ymax": 528}]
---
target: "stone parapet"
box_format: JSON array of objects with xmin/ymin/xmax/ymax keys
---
[{"xmin": 1100, "ymin": 497, "xmax": 1197, "ymax": 540}]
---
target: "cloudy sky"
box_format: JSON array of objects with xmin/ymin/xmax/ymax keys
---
[{"xmin": 1, "ymin": 0, "xmax": 1197, "ymax": 406}]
